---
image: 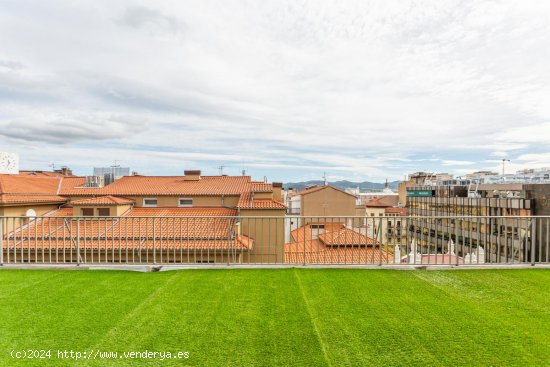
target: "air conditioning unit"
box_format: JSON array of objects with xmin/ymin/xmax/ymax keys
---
[{"xmin": 85, "ymin": 175, "xmax": 105, "ymax": 188}]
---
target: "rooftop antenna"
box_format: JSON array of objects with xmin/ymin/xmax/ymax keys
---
[
  {"xmin": 218, "ymin": 164, "xmax": 232, "ymax": 175},
  {"xmin": 501, "ymin": 159, "xmax": 510, "ymax": 176}
]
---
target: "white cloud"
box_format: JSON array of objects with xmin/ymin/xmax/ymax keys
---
[{"xmin": 0, "ymin": 0, "xmax": 549, "ymax": 181}]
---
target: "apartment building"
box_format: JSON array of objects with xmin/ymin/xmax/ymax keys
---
[
  {"xmin": 354, "ymin": 196, "xmax": 407, "ymax": 247},
  {"xmin": 286, "ymin": 185, "xmax": 356, "ymax": 217},
  {"xmin": 405, "ymin": 177, "xmax": 550, "ymax": 263},
  {"xmin": 1, "ymin": 170, "xmax": 286, "ymax": 263}
]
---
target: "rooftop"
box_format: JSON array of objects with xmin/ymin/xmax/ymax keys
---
[{"xmin": 70, "ymin": 196, "xmax": 134, "ymax": 206}]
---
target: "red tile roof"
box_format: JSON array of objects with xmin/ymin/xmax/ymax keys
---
[
  {"xmin": 365, "ymin": 197, "xmax": 391, "ymax": 208},
  {"xmin": 18, "ymin": 171, "xmax": 69, "ymax": 177},
  {"xmin": 285, "ymin": 223, "xmax": 388, "ymax": 263},
  {"xmin": 385, "ymin": 207, "xmax": 407, "ymax": 215},
  {"xmin": 318, "ymin": 228, "xmax": 379, "ymax": 246},
  {"xmin": 0, "ymin": 175, "xmax": 62, "ymax": 195},
  {"xmin": 296, "ymin": 185, "xmax": 356, "ymax": 198},
  {"xmin": 285, "ymin": 239, "xmax": 392, "ymax": 264},
  {"xmin": 236, "ymin": 192, "xmax": 286, "ymax": 210},
  {"xmin": 60, "ymin": 175, "xmax": 255, "ymax": 196},
  {"xmin": 7, "ymin": 207, "xmax": 252, "ymax": 251},
  {"xmin": 0, "ymin": 194, "xmax": 67, "ymax": 204},
  {"xmin": 289, "ymin": 223, "xmax": 344, "ymax": 242},
  {"xmin": 247, "ymin": 199, "xmax": 286, "ymax": 209},
  {"xmin": 5, "ymin": 238, "xmax": 253, "ymax": 251},
  {"xmin": 251, "ymin": 182, "xmax": 273, "ymax": 192},
  {"xmin": 70, "ymin": 196, "xmax": 134, "ymax": 206}
]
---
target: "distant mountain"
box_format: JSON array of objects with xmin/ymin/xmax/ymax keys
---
[{"xmin": 283, "ymin": 180, "xmax": 401, "ymax": 192}]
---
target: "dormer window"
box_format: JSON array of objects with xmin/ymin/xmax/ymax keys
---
[
  {"xmin": 97, "ymin": 208, "xmax": 110, "ymax": 216},
  {"xmin": 143, "ymin": 198, "xmax": 158, "ymax": 207},
  {"xmin": 178, "ymin": 198, "xmax": 193, "ymax": 207},
  {"xmin": 81, "ymin": 208, "xmax": 94, "ymax": 216}
]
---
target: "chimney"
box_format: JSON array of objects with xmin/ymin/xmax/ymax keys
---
[
  {"xmin": 54, "ymin": 166, "xmax": 73, "ymax": 176},
  {"xmin": 61, "ymin": 167, "xmax": 72, "ymax": 176},
  {"xmin": 184, "ymin": 170, "xmax": 201, "ymax": 181},
  {"xmin": 272, "ymin": 182, "xmax": 283, "ymax": 201}
]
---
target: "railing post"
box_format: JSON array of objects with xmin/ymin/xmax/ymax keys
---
[
  {"xmin": 531, "ymin": 218, "xmax": 536, "ymax": 266},
  {"xmin": 379, "ymin": 216, "xmax": 383, "ymax": 266},
  {"xmin": 303, "ymin": 217, "xmax": 306, "ymax": 266},
  {"xmin": 76, "ymin": 218, "xmax": 80, "ymax": 265},
  {"xmin": 0, "ymin": 217, "xmax": 3, "ymax": 266},
  {"xmin": 153, "ymin": 219, "xmax": 156, "ymax": 264},
  {"xmin": 227, "ymin": 217, "xmax": 231, "ymax": 266}
]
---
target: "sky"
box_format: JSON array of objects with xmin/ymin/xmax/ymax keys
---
[{"xmin": 1, "ymin": 0, "xmax": 550, "ymax": 183}]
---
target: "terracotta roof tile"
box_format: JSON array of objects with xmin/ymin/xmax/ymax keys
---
[
  {"xmin": 296, "ymin": 185, "xmax": 357, "ymax": 198},
  {"xmin": 385, "ymin": 207, "xmax": 407, "ymax": 215},
  {"xmin": 365, "ymin": 196, "xmax": 399, "ymax": 208},
  {"xmin": 236, "ymin": 192, "xmax": 286, "ymax": 209},
  {"xmin": 5, "ymin": 238, "xmax": 253, "ymax": 251},
  {"xmin": 285, "ymin": 239, "xmax": 392, "ymax": 264},
  {"xmin": 70, "ymin": 196, "xmax": 134, "ymax": 206},
  {"xmin": 7, "ymin": 207, "xmax": 252, "ymax": 251},
  {"xmin": 251, "ymin": 182, "xmax": 272, "ymax": 192},
  {"xmin": 0, "ymin": 175, "xmax": 62, "ymax": 195},
  {"xmin": 18, "ymin": 171, "xmax": 69, "ymax": 177},
  {"xmin": 0, "ymin": 195, "xmax": 67, "ymax": 204},
  {"xmin": 285, "ymin": 223, "xmax": 387, "ymax": 263},
  {"xmin": 60, "ymin": 175, "xmax": 254, "ymax": 196},
  {"xmin": 318, "ymin": 228, "xmax": 379, "ymax": 246}
]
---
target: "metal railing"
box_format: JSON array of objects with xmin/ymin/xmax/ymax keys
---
[{"xmin": 1, "ymin": 215, "xmax": 549, "ymax": 266}]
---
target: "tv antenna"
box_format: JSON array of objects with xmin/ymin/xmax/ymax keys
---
[{"xmin": 218, "ymin": 165, "xmax": 232, "ymax": 175}]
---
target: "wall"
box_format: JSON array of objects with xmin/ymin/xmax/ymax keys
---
[
  {"xmin": 526, "ymin": 184, "xmax": 550, "ymax": 261},
  {"xmin": 239, "ymin": 208, "xmax": 285, "ymax": 263},
  {"xmin": 71, "ymin": 204, "xmax": 133, "ymax": 216},
  {"xmin": 122, "ymin": 195, "xmax": 240, "ymax": 208},
  {"xmin": 398, "ymin": 181, "xmax": 414, "ymax": 207},
  {"xmin": 251, "ymin": 192, "xmax": 272, "ymax": 200},
  {"xmin": 0, "ymin": 203, "xmax": 60, "ymax": 235},
  {"xmin": 301, "ymin": 187, "xmax": 356, "ymax": 219}
]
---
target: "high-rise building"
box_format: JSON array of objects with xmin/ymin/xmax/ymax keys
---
[{"xmin": 405, "ymin": 171, "xmax": 550, "ymax": 263}]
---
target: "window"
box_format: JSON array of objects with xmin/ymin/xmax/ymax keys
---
[
  {"xmin": 81, "ymin": 208, "xmax": 94, "ymax": 216},
  {"xmin": 178, "ymin": 198, "xmax": 193, "ymax": 207},
  {"xmin": 143, "ymin": 198, "xmax": 158, "ymax": 207},
  {"xmin": 97, "ymin": 208, "xmax": 110, "ymax": 216}
]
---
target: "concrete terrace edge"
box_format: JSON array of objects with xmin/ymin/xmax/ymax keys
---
[{"xmin": 0, "ymin": 264, "xmax": 549, "ymax": 272}]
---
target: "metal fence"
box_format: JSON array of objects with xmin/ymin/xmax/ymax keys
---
[{"xmin": 1, "ymin": 215, "xmax": 549, "ymax": 266}]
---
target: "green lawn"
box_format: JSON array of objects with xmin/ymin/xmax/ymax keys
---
[{"xmin": 0, "ymin": 269, "xmax": 549, "ymax": 366}]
